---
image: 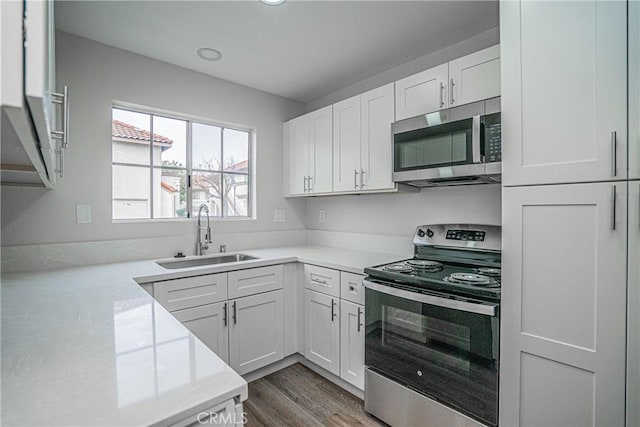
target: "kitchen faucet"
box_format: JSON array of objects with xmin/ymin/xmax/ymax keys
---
[{"xmin": 196, "ymin": 204, "xmax": 212, "ymax": 256}]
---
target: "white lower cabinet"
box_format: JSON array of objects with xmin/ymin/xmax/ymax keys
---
[
  {"xmin": 229, "ymin": 289, "xmax": 284, "ymax": 375},
  {"xmin": 628, "ymin": 181, "xmax": 640, "ymax": 427},
  {"xmin": 340, "ymin": 300, "xmax": 364, "ymax": 390},
  {"xmin": 501, "ymin": 182, "xmax": 627, "ymax": 426},
  {"xmin": 171, "ymin": 301, "xmax": 230, "ymax": 364},
  {"xmin": 304, "ymin": 289, "xmax": 340, "ymax": 376}
]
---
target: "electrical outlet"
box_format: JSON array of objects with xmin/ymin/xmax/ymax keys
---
[
  {"xmin": 76, "ymin": 204, "xmax": 92, "ymax": 224},
  {"xmin": 274, "ymin": 209, "xmax": 286, "ymax": 223},
  {"xmin": 319, "ymin": 209, "xmax": 326, "ymax": 223}
]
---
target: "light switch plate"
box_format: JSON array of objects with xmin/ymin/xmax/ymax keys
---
[
  {"xmin": 319, "ymin": 209, "xmax": 326, "ymax": 223},
  {"xmin": 274, "ymin": 209, "xmax": 286, "ymax": 223},
  {"xmin": 76, "ymin": 204, "xmax": 92, "ymax": 224}
]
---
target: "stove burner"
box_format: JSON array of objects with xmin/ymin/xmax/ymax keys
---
[
  {"xmin": 406, "ymin": 259, "xmax": 443, "ymax": 272},
  {"xmin": 443, "ymin": 272, "xmax": 498, "ymax": 287},
  {"xmin": 383, "ymin": 263, "xmax": 414, "ymax": 273},
  {"xmin": 474, "ymin": 267, "xmax": 501, "ymax": 277}
]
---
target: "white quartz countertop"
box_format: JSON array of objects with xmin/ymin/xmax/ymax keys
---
[{"xmin": 1, "ymin": 245, "xmax": 404, "ymax": 426}]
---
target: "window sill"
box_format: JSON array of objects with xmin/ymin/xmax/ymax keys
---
[{"xmin": 112, "ymin": 216, "xmax": 256, "ymax": 224}]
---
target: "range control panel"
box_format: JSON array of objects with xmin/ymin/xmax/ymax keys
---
[{"xmin": 446, "ymin": 229, "xmax": 486, "ymax": 242}]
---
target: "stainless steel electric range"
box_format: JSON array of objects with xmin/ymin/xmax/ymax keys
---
[{"xmin": 363, "ymin": 224, "xmax": 501, "ymax": 427}]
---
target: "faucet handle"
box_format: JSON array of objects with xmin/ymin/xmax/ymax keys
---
[{"xmin": 206, "ymin": 227, "xmax": 213, "ymax": 243}]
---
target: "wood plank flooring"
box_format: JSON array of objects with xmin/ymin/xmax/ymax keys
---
[{"xmin": 244, "ymin": 363, "xmax": 387, "ymax": 427}]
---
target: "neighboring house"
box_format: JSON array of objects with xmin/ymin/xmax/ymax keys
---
[{"xmin": 112, "ymin": 120, "xmax": 183, "ymax": 219}]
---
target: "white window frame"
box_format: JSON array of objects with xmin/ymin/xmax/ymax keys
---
[{"xmin": 111, "ymin": 104, "xmax": 255, "ymax": 221}]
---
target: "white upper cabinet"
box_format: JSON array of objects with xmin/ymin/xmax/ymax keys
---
[
  {"xmin": 394, "ymin": 46, "xmax": 500, "ymax": 121},
  {"xmin": 501, "ymin": 182, "xmax": 627, "ymax": 426},
  {"xmin": 395, "ymin": 63, "xmax": 448, "ymax": 121},
  {"xmin": 309, "ymin": 106, "xmax": 333, "ymax": 193},
  {"xmin": 448, "ymin": 45, "xmax": 500, "ymax": 107},
  {"xmin": 333, "ymin": 96, "xmax": 362, "ymax": 192},
  {"xmin": 360, "ymin": 83, "xmax": 395, "ymax": 191},
  {"xmin": 333, "ymin": 83, "xmax": 395, "ymax": 192},
  {"xmin": 501, "ymin": 0, "xmax": 627, "ymax": 186},
  {"xmin": 284, "ymin": 106, "xmax": 332, "ymax": 195},
  {"xmin": 285, "ymin": 115, "xmax": 310, "ymax": 196}
]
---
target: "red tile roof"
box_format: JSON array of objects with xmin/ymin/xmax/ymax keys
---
[
  {"xmin": 161, "ymin": 181, "xmax": 178, "ymax": 193},
  {"xmin": 112, "ymin": 119, "xmax": 173, "ymax": 144}
]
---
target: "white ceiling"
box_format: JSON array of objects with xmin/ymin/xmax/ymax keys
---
[{"xmin": 54, "ymin": 0, "xmax": 499, "ymax": 103}]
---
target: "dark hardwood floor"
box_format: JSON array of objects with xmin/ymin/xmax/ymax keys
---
[{"xmin": 244, "ymin": 363, "xmax": 386, "ymax": 427}]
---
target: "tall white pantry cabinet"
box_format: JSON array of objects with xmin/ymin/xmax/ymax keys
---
[{"xmin": 500, "ymin": 1, "xmax": 636, "ymax": 426}]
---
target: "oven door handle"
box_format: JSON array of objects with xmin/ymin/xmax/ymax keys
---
[{"xmin": 363, "ymin": 280, "xmax": 497, "ymax": 317}]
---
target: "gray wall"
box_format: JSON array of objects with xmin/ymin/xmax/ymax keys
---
[
  {"xmin": 305, "ymin": 27, "xmax": 499, "ymax": 111},
  {"xmin": 1, "ymin": 32, "xmax": 306, "ymax": 246},
  {"xmin": 306, "ymin": 185, "xmax": 501, "ymax": 237}
]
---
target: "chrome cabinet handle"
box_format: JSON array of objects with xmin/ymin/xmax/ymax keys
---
[
  {"xmin": 55, "ymin": 149, "xmax": 64, "ymax": 178},
  {"xmin": 312, "ymin": 278, "xmax": 328, "ymax": 285},
  {"xmin": 303, "ymin": 176, "xmax": 308, "ymax": 193},
  {"xmin": 232, "ymin": 301, "xmax": 237, "ymax": 324},
  {"xmin": 354, "ymin": 169, "xmax": 359, "ymax": 189},
  {"xmin": 611, "ymin": 185, "xmax": 617, "ymax": 231},
  {"xmin": 360, "ymin": 169, "xmax": 365, "ymax": 188},
  {"xmin": 439, "ymin": 82, "xmax": 445, "ymax": 107},
  {"xmin": 357, "ymin": 306, "xmax": 362, "ymax": 332},
  {"xmin": 450, "ymin": 78, "xmax": 455, "ymax": 105},
  {"xmin": 51, "ymin": 85, "xmax": 69, "ymax": 148},
  {"xmin": 611, "ymin": 131, "xmax": 617, "ymax": 177},
  {"xmin": 308, "ymin": 176, "xmax": 313, "ymax": 192},
  {"xmin": 223, "ymin": 302, "xmax": 227, "ymax": 326}
]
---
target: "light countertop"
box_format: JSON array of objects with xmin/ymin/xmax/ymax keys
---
[{"xmin": 1, "ymin": 245, "xmax": 404, "ymax": 426}]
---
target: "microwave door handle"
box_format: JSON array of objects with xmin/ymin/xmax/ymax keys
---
[
  {"xmin": 363, "ymin": 279, "xmax": 497, "ymax": 317},
  {"xmin": 472, "ymin": 115, "xmax": 482, "ymax": 163}
]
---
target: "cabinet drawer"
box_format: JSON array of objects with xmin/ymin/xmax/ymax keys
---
[
  {"xmin": 340, "ymin": 272, "xmax": 365, "ymax": 305},
  {"xmin": 228, "ymin": 265, "xmax": 283, "ymax": 299},
  {"xmin": 154, "ymin": 273, "xmax": 228, "ymax": 312},
  {"xmin": 304, "ymin": 264, "xmax": 340, "ymax": 297}
]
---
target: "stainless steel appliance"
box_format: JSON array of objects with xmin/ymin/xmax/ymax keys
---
[
  {"xmin": 392, "ymin": 98, "xmax": 501, "ymax": 187},
  {"xmin": 363, "ymin": 224, "xmax": 501, "ymax": 427}
]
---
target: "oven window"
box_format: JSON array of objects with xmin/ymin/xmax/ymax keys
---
[
  {"xmin": 394, "ymin": 118, "xmax": 473, "ymax": 171},
  {"xmin": 365, "ymin": 286, "xmax": 499, "ymax": 426}
]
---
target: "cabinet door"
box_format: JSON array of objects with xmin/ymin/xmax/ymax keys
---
[
  {"xmin": 229, "ymin": 290, "xmax": 284, "ymax": 375},
  {"xmin": 501, "ymin": 182, "xmax": 627, "ymax": 426},
  {"xmin": 304, "ymin": 289, "xmax": 340, "ymax": 375},
  {"xmin": 395, "ymin": 63, "xmax": 448, "ymax": 121},
  {"xmin": 628, "ymin": 181, "xmax": 640, "ymax": 427},
  {"xmin": 360, "ymin": 83, "xmax": 395, "ymax": 191},
  {"xmin": 448, "ymin": 45, "xmax": 500, "ymax": 107},
  {"xmin": 630, "ymin": 1, "xmax": 640, "ymax": 180},
  {"xmin": 227, "ymin": 264, "xmax": 283, "ymax": 299},
  {"xmin": 340, "ymin": 271, "xmax": 365, "ymax": 306},
  {"xmin": 309, "ymin": 106, "xmax": 333, "ymax": 194},
  {"xmin": 171, "ymin": 302, "xmax": 229, "ymax": 364},
  {"xmin": 501, "ymin": 1, "xmax": 627, "ymax": 186},
  {"xmin": 333, "ymin": 95, "xmax": 362, "ymax": 192},
  {"xmin": 340, "ymin": 300, "xmax": 364, "ymax": 390},
  {"xmin": 286, "ymin": 115, "xmax": 310, "ymax": 195}
]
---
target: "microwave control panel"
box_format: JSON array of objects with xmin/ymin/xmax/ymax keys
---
[{"xmin": 484, "ymin": 113, "xmax": 502, "ymax": 163}]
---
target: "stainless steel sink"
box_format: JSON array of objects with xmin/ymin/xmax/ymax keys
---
[{"xmin": 156, "ymin": 254, "xmax": 258, "ymax": 269}]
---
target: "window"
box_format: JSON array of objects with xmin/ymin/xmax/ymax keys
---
[{"xmin": 111, "ymin": 107, "xmax": 251, "ymax": 220}]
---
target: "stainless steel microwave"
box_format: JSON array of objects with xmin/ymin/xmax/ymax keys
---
[{"xmin": 392, "ymin": 97, "xmax": 501, "ymax": 187}]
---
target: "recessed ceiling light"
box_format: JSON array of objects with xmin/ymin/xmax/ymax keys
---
[
  {"xmin": 197, "ymin": 48, "xmax": 223, "ymax": 62},
  {"xmin": 260, "ymin": 0, "xmax": 285, "ymax": 5}
]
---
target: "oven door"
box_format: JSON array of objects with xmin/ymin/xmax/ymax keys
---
[{"xmin": 364, "ymin": 279, "xmax": 499, "ymax": 427}]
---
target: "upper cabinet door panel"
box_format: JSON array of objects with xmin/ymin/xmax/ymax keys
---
[
  {"xmin": 360, "ymin": 83, "xmax": 395, "ymax": 191},
  {"xmin": 287, "ymin": 115, "xmax": 310, "ymax": 195},
  {"xmin": 630, "ymin": 1, "xmax": 640, "ymax": 180},
  {"xmin": 501, "ymin": 0, "xmax": 627, "ymax": 186},
  {"xmin": 333, "ymin": 95, "xmax": 362, "ymax": 192},
  {"xmin": 395, "ymin": 63, "xmax": 448, "ymax": 121},
  {"xmin": 448, "ymin": 45, "xmax": 500, "ymax": 107},
  {"xmin": 309, "ymin": 106, "xmax": 333, "ymax": 193}
]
